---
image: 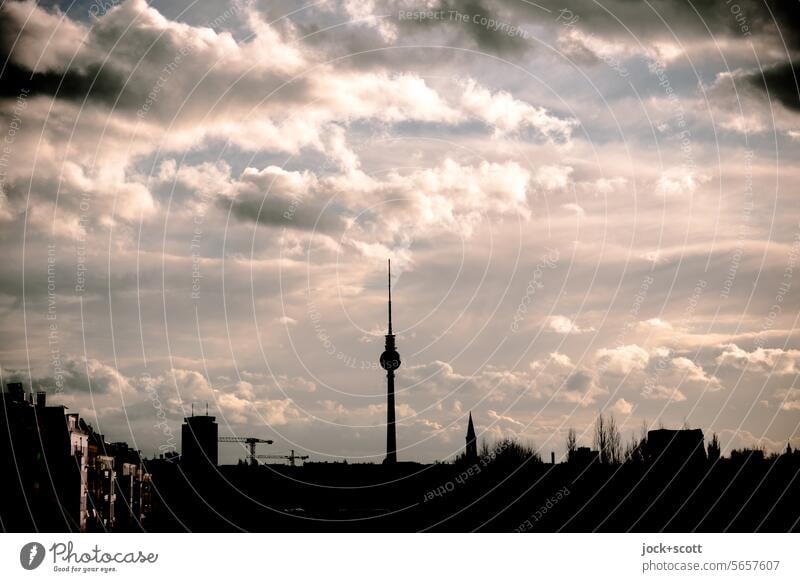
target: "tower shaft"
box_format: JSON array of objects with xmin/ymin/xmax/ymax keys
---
[{"xmin": 386, "ymin": 369, "xmax": 397, "ymax": 464}]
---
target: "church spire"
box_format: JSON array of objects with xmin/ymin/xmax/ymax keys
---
[{"xmin": 465, "ymin": 412, "xmax": 478, "ymax": 462}]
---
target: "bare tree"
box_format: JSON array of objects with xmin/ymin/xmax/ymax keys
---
[
  {"xmin": 593, "ymin": 413, "xmax": 607, "ymax": 463},
  {"xmin": 624, "ymin": 435, "xmax": 640, "ymax": 463},
  {"xmin": 607, "ymin": 413, "xmax": 622, "ymax": 465},
  {"xmin": 631, "ymin": 420, "xmax": 649, "ymax": 463},
  {"xmin": 566, "ymin": 427, "xmax": 577, "ymax": 462},
  {"xmin": 624, "ymin": 422, "xmax": 648, "ymax": 464},
  {"xmin": 594, "ymin": 412, "xmax": 622, "ymax": 465}
]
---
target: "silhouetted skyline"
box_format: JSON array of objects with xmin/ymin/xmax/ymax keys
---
[{"xmin": 4, "ymin": 379, "xmax": 800, "ymax": 532}]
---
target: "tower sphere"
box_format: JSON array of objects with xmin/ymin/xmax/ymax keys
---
[{"xmin": 380, "ymin": 349, "xmax": 401, "ymax": 370}]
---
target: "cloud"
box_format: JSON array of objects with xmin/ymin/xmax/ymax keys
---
[
  {"xmin": 608, "ymin": 397, "xmax": 634, "ymax": 416},
  {"xmin": 487, "ymin": 409, "xmax": 524, "ymax": 427},
  {"xmin": 774, "ymin": 388, "xmax": 800, "ymax": 411},
  {"xmin": 0, "ymin": 0, "xmax": 91, "ymax": 73},
  {"xmin": 717, "ymin": 344, "xmax": 800, "ymax": 375},
  {"xmin": 29, "ymin": 357, "xmax": 137, "ymax": 395},
  {"xmin": 671, "ymin": 356, "xmax": 722, "ymax": 389},
  {"xmin": 641, "ymin": 385, "xmax": 687, "ymax": 402},
  {"xmin": 459, "ymin": 79, "xmax": 576, "ymax": 141},
  {"xmin": 534, "ymin": 165, "xmax": 573, "ymax": 191},
  {"xmin": 642, "ymin": 318, "xmax": 672, "ymax": 330},
  {"xmin": 747, "ymin": 63, "xmax": 800, "ymax": 112},
  {"xmin": 561, "ymin": 203, "xmax": 585, "ymax": 217},
  {"xmin": 545, "ymin": 315, "xmax": 594, "ymax": 334},
  {"xmin": 596, "ymin": 344, "xmax": 650, "ymax": 375},
  {"xmin": 655, "ymin": 169, "xmax": 711, "ymax": 197},
  {"xmin": 224, "ymin": 157, "xmax": 533, "ymax": 243},
  {"xmin": 545, "ymin": 352, "xmax": 573, "ymax": 369},
  {"xmin": 557, "ymin": 369, "xmax": 606, "ymax": 406},
  {"xmin": 706, "ymin": 68, "xmax": 800, "ymax": 136},
  {"xmin": 0, "ymin": 0, "xmax": 577, "ymax": 246},
  {"xmin": 256, "ymin": 398, "xmax": 301, "ymax": 426},
  {"xmin": 528, "ymin": 353, "xmax": 579, "ymax": 406}
]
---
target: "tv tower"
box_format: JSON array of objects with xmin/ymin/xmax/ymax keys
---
[{"xmin": 380, "ymin": 259, "xmax": 401, "ymax": 464}]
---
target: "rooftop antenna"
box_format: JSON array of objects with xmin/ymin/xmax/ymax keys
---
[
  {"xmin": 191, "ymin": 402, "xmax": 194, "ymax": 417},
  {"xmin": 206, "ymin": 402, "xmax": 208, "ymax": 416}
]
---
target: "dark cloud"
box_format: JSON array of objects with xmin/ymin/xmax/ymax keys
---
[
  {"xmin": 746, "ymin": 0, "xmax": 800, "ymax": 51},
  {"xmin": 487, "ymin": 0, "xmax": 800, "ymax": 48},
  {"xmin": 747, "ymin": 62, "xmax": 800, "ymax": 111},
  {"xmin": 225, "ymin": 194, "xmax": 345, "ymax": 233},
  {"xmin": 565, "ymin": 369, "xmax": 594, "ymax": 394},
  {"xmin": 0, "ymin": 1, "xmax": 306, "ymax": 117},
  {"xmin": 0, "ymin": 3, "xmax": 143, "ymax": 107},
  {"xmin": 405, "ymin": 0, "xmax": 531, "ymax": 57},
  {"xmin": 737, "ymin": 0, "xmax": 800, "ymax": 111},
  {"xmin": 0, "ymin": 60, "xmax": 140, "ymax": 107}
]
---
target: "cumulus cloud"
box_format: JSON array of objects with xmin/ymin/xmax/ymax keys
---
[
  {"xmin": 641, "ymin": 385, "xmax": 687, "ymax": 402},
  {"xmin": 220, "ymin": 157, "xmax": 534, "ymax": 247},
  {"xmin": 773, "ymin": 388, "xmax": 800, "ymax": 411},
  {"xmin": 717, "ymin": 344, "xmax": 800, "ymax": 375},
  {"xmin": 608, "ymin": 397, "xmax": 634, "ymax": 416},
  {"xmin": 0, "ymin": 0, "xmax": 91, "ymax": 73},
  {"xmin": 534, "ymin": 165, "xmax": 573, "ymax": 191},
  {"xmin": 31, "ymin": 357, "xmax": 137, "ymax": 395},
  {"xmin": 642, "ymin": 318, "xmax": 672, "ymax": 330},
  {"xmin": 596, "ymin": 344, "xmax": 650, "ymax": 375},
  {"xmin": 545, "ymin": 315, "xmax": 594, "ymax": 334},
  {"xmin": 459, "ymin": 79, "xmax": 576, "ymax": 141},
  {"xmin": 671, "ymin": 356, "xmax": 722, "ymax": 389}
]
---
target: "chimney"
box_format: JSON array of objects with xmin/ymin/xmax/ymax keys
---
[
  {"xmin": 36, "ymin": 391, "xmax": 47, "ymax": 408},
  {"xmin": 551, "ymin": 451, "xmax": 555, "ymax": 464}
]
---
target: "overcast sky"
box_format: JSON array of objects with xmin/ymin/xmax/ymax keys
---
[{"xmin": 1, "ymin": 0, "xmax": 799, "ymax": 463}]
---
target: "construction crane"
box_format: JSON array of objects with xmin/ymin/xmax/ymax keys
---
[
  {"xmin": 256, "ymin": 449, "xmax": 309, "ymax": 467},
  {"xmin": 218, "ymin": 437, "xmax": 274, "ymax": 466}
]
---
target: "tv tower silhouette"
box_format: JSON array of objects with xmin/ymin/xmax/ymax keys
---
[{"xmin": 380, "ymin": 259, "xmax": 401, "ymax": 464}]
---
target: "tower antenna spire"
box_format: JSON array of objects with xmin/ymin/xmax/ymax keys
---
[{"xmin": 388, "ymin": 259, "xmax": 392, "ymax": 335}]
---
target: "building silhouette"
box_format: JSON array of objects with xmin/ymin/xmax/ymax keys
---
[
  {"xmin": 569, "ymin": 446, "xmax": 599, "ymax": 467},
  {"xmin": 181, "ymin": 412, "xmax": 218, "ymax": 471},
  {"xmin": 646, "ymin": 428, "xmax": 706, "ymax": 470},
  {"xmin": 0, "ymin": 382, "xmax": 150, "ymax": 532}
]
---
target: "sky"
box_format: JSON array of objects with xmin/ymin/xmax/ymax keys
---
[{"xmin": 1, "ymin": 0, "xmax": 799, "ymax": 464}]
